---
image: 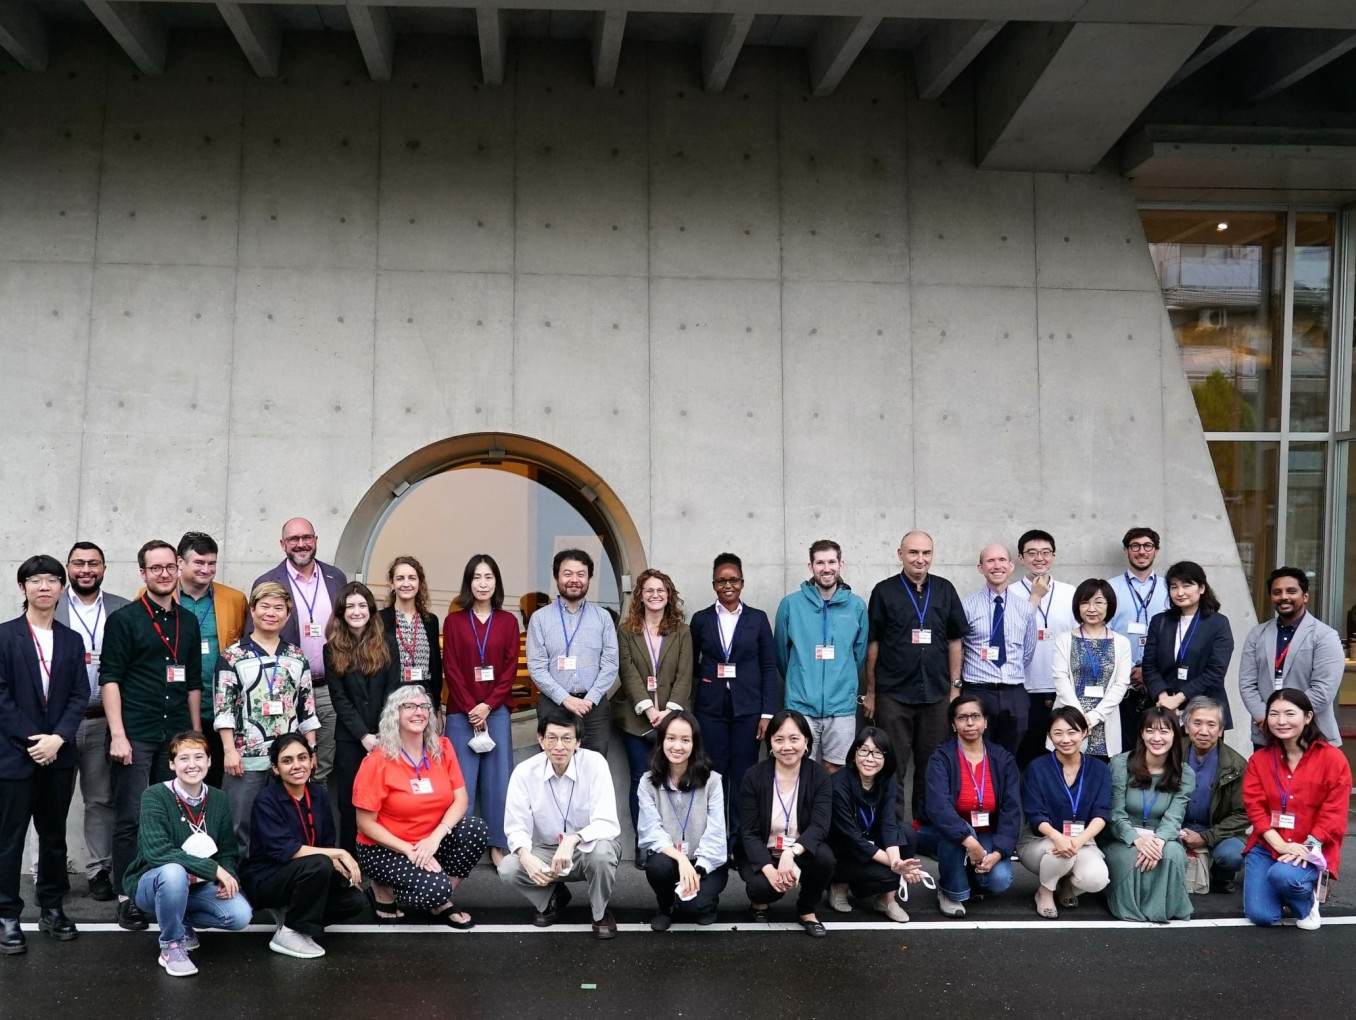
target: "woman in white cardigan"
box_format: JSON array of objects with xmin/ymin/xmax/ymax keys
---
[{"xmin": 1051, "ymin": 579, "xmax": 1132, "ymax": 758}]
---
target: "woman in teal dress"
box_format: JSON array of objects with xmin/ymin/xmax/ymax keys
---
[{"xmin": 1103, "ymin": 706, "xmax": 1195, "ymax": 922}]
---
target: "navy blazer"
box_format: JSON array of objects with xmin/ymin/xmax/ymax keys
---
[
  {"xmin": 0, "ymin": 616, "xmax": 90, "ymax": 779},
  {"xmin": 919, "ymin": 737, "xmax": 1022, "ymax": 857},
  {"xmin": 241, "ymin": 781, "xmax": 339, "ymax": 891},
  {"xmin": 1141, "ymin": 610, "xmax": 1235, "ymax": 729},
  {"xmin": 689, "ymin": 603, "xmax": 779, "ymax": 720},
  {"xmin": 248, "ymin": 560, "xmax": 348, "ymax": 658}
]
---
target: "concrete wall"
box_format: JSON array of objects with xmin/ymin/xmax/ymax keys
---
[{"xmin": 0, "ymin": 31, "xmax": 1258, "ymax": 744}]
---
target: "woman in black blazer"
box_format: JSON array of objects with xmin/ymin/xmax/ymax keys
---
[
  {"xmin": 378, "ymin": 555, "xmax": 444, "ymax": 710},
  {"xmin": 737, "ymin": 709, "xmax": 835, "ymax": 937},
  {"xmin": 1141, "ymin": 561, "xmax": 1234, "ymax": 728},
  {"xmin": 323, "ymin": 582, "xmax": 401, "ymax": 856}
]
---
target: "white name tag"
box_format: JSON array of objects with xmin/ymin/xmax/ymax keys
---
[
  {"xmin": 474, "ymin": 666, "xmax": 494, "ymax": 683},
  {"xmin": 970, "ymin": 811, "xmax": 990, "ymax": 828},
  {"xmin": 1177, "ymin": 666, "xmax": 1189, "ymax": 681},
  {"xmin": 1272, "ymin": 811, "xmax": 1296, "ymax": 830},
  {"xmin": 815, "ymin": 644, "xmax": 835, "ymax": 660},
  {"xmin": 774, "ymin": 834, "xmax": 791, "ymax": 851},
  {"xmin": 1062, "ymin": 821, "xmax": 1085, "ymax": 838},
  {"xmin": 262, "ymin": 700, "xmax": 284, "ymax": 716},
  {"xmin": 1127, "ymin": 622, "xmax": 1148, "ymax": 636},
  {"xmin": 646, "ymin": 675, "xmax": 658, "ymax": 692},
  {"xmin": 403, "ymin": 667, "xmax": 424, "ymax": 683},
  {"xmin": 981, "ymin": 645, "xmax": 1001, "ymax": 661},
  {"xmin": 717, "ymin": 663, "xmax": 736, "ymax": 679},
  {"xmin": 1137, "ymin": 636, "xmax": 1147, "ymax": 649},
  {"xmin": 912, "ymin": 629, "xmax": 932, "ymax": 645},
  {"xmin": 1084, "ymin": 685, "xmax": 1105, "ymax": 698},
  {"xmin": 166, "ymin": 665, "xmax": 186, "ymax": 683},
  {"xmin": 675, "ymin": 840, "xmax": 690, "ymax": 856},
  {"xmin": 86, "ymin": 651, "xmax": 99, "ymax": 666},
  {"xmin": 200, "ymin": 641, "xmax": 210, "ymax": 656},
  {"xmin": 1273, "ymin": 676, "xmax": 1285, "ymax": 691},
  {"xmin": 1037, "ymin": 628, "xmax": 1052, "ymax": 641},
  {"xmin": 304, "ymin": 622, "xmax": 323, "ymax": 638},
  {"xmin": 410, "ymin": 778, "xmax": 434, "ymax": 795},
  {"xmin": 556, "ymin": 655, "xmax": 577, "ymax": 671}
]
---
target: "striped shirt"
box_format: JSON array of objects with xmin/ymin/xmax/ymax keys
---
[{"xmin": 960, "ymin": 586, "xmax": 1037, "ymax": 686}]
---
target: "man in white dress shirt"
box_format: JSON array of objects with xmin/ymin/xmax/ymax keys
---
[
  {"xmin": 1013, "ymin": 530, "xmax": 1077, "ymax": 768},
  {"xmin": 498, "ymin": 707, "xmax": 621, "ymax": 938}
]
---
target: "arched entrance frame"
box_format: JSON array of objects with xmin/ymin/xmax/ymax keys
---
[{"xmin": 334, "ymin": 433, "xmax": 647, "ymax": 601}]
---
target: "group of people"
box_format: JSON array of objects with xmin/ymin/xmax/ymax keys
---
[{"xmin": 0, "ymin": 519, "xmax": 1350, "ymax": 975}]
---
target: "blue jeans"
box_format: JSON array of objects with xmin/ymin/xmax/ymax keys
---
[
  {"xmin": 1242, "ymin": 844, "xmax": 1319, "ymax": 926},
  {"xmin": 623, "ymin": 731, "xmax": 655, "ymax": 836},
  {"xmin": 916, "ymin": 825, "xmax": 1013, "ymax": 902},
  {"xmin": 134, "ymin": 864, "xmax": 253, "ymax": 948},
  {"xmin": 445, "ymin": 706, "xmax": 513, "ymax": 849},
  {"xmin": 1211, "ymin": 836, "xmax": 1244, "ymax": 874}
]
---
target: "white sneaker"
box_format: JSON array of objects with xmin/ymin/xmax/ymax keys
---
[
  {"xmin": 270, "ymin": 925, "xmax": 326, "ymax": 959},
  {"xmin": 875, "ymin": 897, "xmax": 910, "ymax": 923},
  {"xmin": 827, "ymin": 889, "xmax": 852, "ymax": 913},
  {"xmin": 158, "ymin": 942, "xmax": 198, "ymax": 977},
  {"xmin": 937, "ymin": 892, "xmax": 966, "ymax": 918},
  {"xmin": 1296, "ymin": 895, "xmax": 1322, "ymax": 931}
]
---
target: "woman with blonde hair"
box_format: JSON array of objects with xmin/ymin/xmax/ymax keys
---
[{"xmin": 379, "ymin": 555, "xmax": 443, "ymax": 709}]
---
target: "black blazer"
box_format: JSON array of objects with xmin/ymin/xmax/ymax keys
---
[
  {"xmin": 0, "ymin": 616, "xmax": 89, "ymax": 780},
  {"xmin": 690, "ymin": 604, "xmax": 779, "ymax": 720},
  {"xmin": 1141, "ymin": 610, "xmax": 1235, "ymax": 729},
  {"xmin": 247, "ymin": 560, "xmax": 348, "ymax": 655},
  {"xmin": 737, "ymin": 756, "xmax": 834, "ymax": 869},
  {"xmin": 378, "ymin": 607, "xmax": 444, "ymax": 709},
  {"xmin": 828, "ymin": 767, "xmax": 913, "ymax": 862},
  {"xmin": 324, "ymin": 633, "xmax": 402, "ymax": 746}
]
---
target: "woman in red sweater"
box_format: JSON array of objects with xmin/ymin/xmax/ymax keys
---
[
  {"xmin": 442, "ymin": 554, "xmax": 521, "ymax": 867},
  {"xmin": 1241, "ymin": 689, "xmax": 1351, "ymax": 930}
]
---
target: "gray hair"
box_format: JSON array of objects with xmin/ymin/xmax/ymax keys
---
[
  {"xmin": 1183, "ymin": 696, "xmax": 1225, "ymax": 725},
  {"xmin": 376, "ymin": 684, "xmax": 443, "ymax": 761}
]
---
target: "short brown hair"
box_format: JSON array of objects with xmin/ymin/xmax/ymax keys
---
[{"xmin": 169, "ymin": 731, "xmax": 212, "ymax": 757}]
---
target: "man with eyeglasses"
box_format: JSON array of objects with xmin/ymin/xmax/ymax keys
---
[
  {"xmin": 1013, "ymin": 530, "xmax": 1077, "ymax": 768},
  {"xmin": 99, "ymin": 540, "xmax": 203, "ymax": 931},
  {"xmin": 1107, "ymin": 527, "xmax": 1170, "ymax": 743},
  {"xmin": 252, "ymin": 518, "xmax": 347, "ymax": 783},
  {"xmin": 53, "ymin": 541, "xmax": 129, "ymax": 902},
  {"xmin": 498, "ymin": 707, "xmax": 621, "ymax": 939}
]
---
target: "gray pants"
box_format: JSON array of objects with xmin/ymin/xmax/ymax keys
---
[
  {"xmin": 74, "ymin": 715, "xmax": 113, "ymax": 878},
  {"xmin": 498, "ymin": 839, "xmax": 619, "ymax": 922},
  {"xmin": 222, "ymin": 770, "xmax": 270, "ymax": 856},
  {"xmin": 312, "ymin": 685, "xmax": 336, "ymax": 783}
]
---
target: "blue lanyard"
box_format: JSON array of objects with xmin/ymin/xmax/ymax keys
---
[
  {"xmin": 1125, "ymin": 573, "xmax": 1157, "ymax": 623},
  {"xmin": 858, "ymin": 804, "xmax": 876, "ymax": 836},
  {"xmin": 248, "ymin": 640, "xmax": 280, "ymax": 696},
  {"xmin": 1053, "ymin": 752, "xmax": 1084, "ymax": 818},
  {"xmin": 1077, "ymin": 627, "xmax": 1103, "ymax": 682},
  {"xmin": 468, "ymin": 609, "xmax": 493, "ymax": 665},
  {"xmin": 293, "ymin": 572, "xmax": 321, "ymax": 623},
  {"xmin": 901, "ymin": 575, "xmax": 930, "ymax": 626},
  {"xmin": 550, "ymin": 773, "xmax": 576, "ymax": 833},
  {"xmin": 774, "ymin": 775, "xmax": 799, "ymax": 833},
  {"xmin": 719, "ymin": 606, "xmax": 739, "ymax": 662},
  {"xmin": 1021, "ymin": 580, "xmax": 1052, "ymax": 628},
  {"xmin": 557, "ymin": 599, "xmax": 585, "ymax": 657},
  {"xmin": 1141, "ymin": 786, "xmax": 1160, "ymax": 824},
  {"xmin": 401, "ymin": 749, "xmax": 429, "ymax": 778},
  {"xmin": 67, "ymin": 592, "xmax": 103, "ymax": 647},
  {"xmin": 821, "ymin": 599, "xmax": 832, "ymax": 647},
  {"xmin": 179, "ymin": 587, "xmax": 214, "ymax": 631},
  {"xmin": 665, "ymin": 786, "xmax": 696, "ymax": 842},
  {"xmin": 1175, "ymin": 613, "xmax": 1202, "ymax": 665}
]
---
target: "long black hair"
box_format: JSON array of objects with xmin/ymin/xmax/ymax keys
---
[
  {"xmin": 454, "ymin": 554, "xmax": 506, "ymax": 612},
  {"xmin": 647, "ymin": 711, "xmax": 713, "ymax": 793},
  {"xmin": 1163, "ymin": 561, "xmax": 1221, "ymax": 616},
  {"xmin": 1127, "ymin": 706, "xmax": 1185, "ymax": 792}
]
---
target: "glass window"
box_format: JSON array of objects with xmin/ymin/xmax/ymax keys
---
[
  {"xmin": 1339, "ymin": 442, "xmax": 1356, "ymax": 652},
  {"xmin": 1285, "ymin": 441, "xmax": 1328, "ymax": 612},
  {"xmin": 1142, "ymin": 210, "xmax": 1286, "ymax": 432},
  {"xmin": 1208, "ymin": 440, "xmax": 1278, "ymax": 615},
  {"xmin": 1291, "ymin": 214, "xmax": 1334, "ymax": 432}
]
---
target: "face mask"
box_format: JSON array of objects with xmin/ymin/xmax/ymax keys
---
[
  {"xmin": 468, "ymin": 731, "xmax": 497, "ymax": 754},
  {"xmin": 181, "ymin": 831, "xmax": 218, "ymax": 858}
]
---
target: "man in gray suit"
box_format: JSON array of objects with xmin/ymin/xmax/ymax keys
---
[
  {"xmin": 251, "ymin": 518, "xmax": 347, "ymax": 781},
  {"xmin": 53, "ymin": 541, "xmax": 129, "ymax": 901},
  {"xmin": 1238, "ymin": 566, "xmax": 1344, "ymax": 747}
]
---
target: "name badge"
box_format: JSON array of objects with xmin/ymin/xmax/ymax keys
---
[
  {"xmin": 1084, "ymin": 685, "xmax": 1105, "ymax": 698},
  {"xmin": 1062, "ymin": 821, "xmax": 1085, "ymax": 837},
  {"xmin": 166, "ymin": 665, "xmax": 186, "ymax": 683},
  {"xmin": 912, "ymin": 629, "xmax": 932, "ymax": 645},
  {"xmin": 200, "ymin": 641, "xmax": 210, "ymax": 656},
  {"xmin": 815, "ymin": 644, "xmax": 835, "ymax": 660},
  {"xmin": 1272, "ymin": 811, "xmax": 1296, "ymax": 830},
  {"xmin": 717, "ymin": 663, "xmax": 736, "ymax": 679},
  {"xmin": 675, "ymin": 840, "xmax": 690, "ymax": 856},
  {"xmin": 1273, "ymin": 676, "xmax": 1285, "ymax": 691},
  {"xmin": 1127, "ymin": 622, "xmax": 1148, "ymax": 636},
  {"xmin": 1177, "ymin": 666, "xmax": 1189, "ymax": 681},
  {"xmin": 646, "ymin": 675, "xmax": 658, "ymax": 692},
  {"xmin": 981, "ymin": 645, "xmax": 1001, "ymax": 661},
  {"xmin": 410, "ymin": 778, "xmax": 434, "ymax": 795},
  {"xmin": 86, "ymin": 651, "xmax": 99, "ymax": 666},
  {"xmin": 474, "ymin": 666, "xmax": 494, "ymax": 683},
  {"xmin": 774, "ymin": 834, "xmax": 790, "ymax": 852},
  {"xmin": 403, "ymin": 667, "xmax": 424, "ymax": 683},
  {"xmin": 970, "ymin": 811, "xmax": 990, "ymax": 829},
  {"xmin": 557, "ymin": 655, "xmax": 577, "ymax": 671},
  {"xmin": 304, "ymin": 622, "xmax": 323, "ymax": 638},
  {"xmin": 1037, "ymin": 628, "xmax": 1051, "ymax": 641},
  {"xmin": 1137, "ymin": 636, "xmax": 1147, "ymax": 649},
  {"xmin": 262, "ymin": 700, "xmax": 284, "ymax": 716}
]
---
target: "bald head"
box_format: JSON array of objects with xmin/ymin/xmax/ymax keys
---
[
  {"xmin": 280, "ymin": 518, "xmax": 318, "ymax": 570},
  {"xmin": 898, "ymin": 531, "xmax": 934, "ymax": 584},
  {"xmin": 976, "ymin": 543, "xmax": 1013, "ymax": 592}
]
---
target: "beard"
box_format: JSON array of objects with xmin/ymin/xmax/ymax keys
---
[{"xmin": 69, "ymin": 576, "xmax": 101, "ymax": 597}]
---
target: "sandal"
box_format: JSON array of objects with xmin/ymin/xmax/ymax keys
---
[
  {"xmin": 433, "ymin": 904, "xmax": 475, "ymax": 930},
  {"xmin": 366, "ymin": 889, "xmax": 404, "ymax": 921}
]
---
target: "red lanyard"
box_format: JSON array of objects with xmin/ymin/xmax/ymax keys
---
[
  {"xmin": 141, "ymin": 595, "xmax": 181, "ymax": 661},
  {"xmin": 175, "ymin": 789, "xmax": 207, "ymax": 829},
  {"xmin": 292, "ymin": 787, "xmax": 315, "ymax": 846},
  {"xmin": 28, "ymin": 623, "xmax": 52, "ymax": 695},
  {"xmin": 397, "ymin": 613, "xmax": 419, "ymax": 666}
]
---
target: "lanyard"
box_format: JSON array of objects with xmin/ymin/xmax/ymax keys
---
[
  {"xmin": 1274, "ymin": 620, "xmax": 1300, "ymax": 675},
  {"xmin": 293, "ymin": 571, "xmax": 321, "ymax": 624},
  {"xmin": 178, "ymin": 587, "xmax": 214, "ymax": 631},
  {"xmin": 1175, "ymin": 612, "xmax": 1202, "ymax": 665},
  {"xmin": 1077, "ymin": 627, "xmax": 1104, "ymax": 682},
  {"xmin": 665, "ymin": 786, "xmax": 697, "ymax": 841},
  {"xmin": 990, "ymin": 593, "xmax": 1005, "ymax": 640},
  {"xmin": 292, "ymin": 787, "xmax": 315, "ymax": 846},
  {"xmin": 249, "ymin": 640, "xmax": 280, "ymax": 696},
  {"xmin": 821, "ymin": 599, "xmax": 832, "ymax": 647},
  {"xmin": 173, "ymin": 784, "xmax": 208, "ymax": 831},
  {"xmin": 958, "ymin": 745, "xmax": 988, "ymax": 807},
  {"xmin": 774, "ymin": 775, "xmax": 799, "ymax": 833},
  {"xmin": 644, "ymin": 626, "xmax": 663, "ymax": 674},
  {"xmin": 401, "ymin": 749, "xmax": 429, "ymax": 778},
  {"xmin": 28, "ymin": 623, "xmax": 52, "ymax": 693},
  {"xmin": 67, "ymin": 591, "xmax": 103, "ymax": 647},
  {"xmin": 396, "ymin": 612, "xmax": 420, "ymax": 666},
  {"xmin": 858, "ymin": 803, "xmax": 876, "ymax": 836},
  {"xmin": 1272, "ymin": 746, "xmax": 1300, "ymax": 814},
  {"xmin": 718, "ymin": 605, "xmax": 740, "ymax": 662},
  {"xmin": 1053, "ymin": 753, "xmax": 1084, "ymax": 818},
  {"xmin": 1141, "ymin": 787, "xmax": 1160, "ymax": 824},
  {"xmin": 1124, "ymin": 573, "xmax": 1157, "ymax": 623},
  {"xmin": 1021, "ymin": 580, "xmax": 1052, "ymax": 629},
  {"xmin": 902, "ymin": 575, "xmax": 930, "ymax": 626},
  {"xmin": 140, "ymin": 595, "xmax": 181, "ymax": 661},
  {"xmin": 549, "ymin": 772, "xmax": 576, "ymax": 833},
  {"xmin": 557, "ymin": 599, "xmax": 585, "ymax": 657},
  {"xmin": 469, "ymin": 609, "xmax": 493, "ymax": 665}
]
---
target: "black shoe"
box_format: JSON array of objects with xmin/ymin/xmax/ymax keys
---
[
  {"xmin": 88, "ymin": 871, "xmax": 115, "ymax": 902},
  {"xmin": 1209, "ymin": 870, "xmax": 1237, "ymax": 895},
  {"xmin": 650, "ymin": 911, "xmax": 672, "ymax": 931},
  {"xmin": 532, "ymin": 883, "xmax": 571, "ymax": 927},
  {"xmin": 38, "ymin": 908, "xmax": 77, "ymax": 941},
  {"xmin": 117, "ymin": 899, "xmax": 150, "ymax": 932},
  {"xmin": 695, "ymin": 907, "xmax": 718, "ymax": 926},
  {"xmin": 0, "ymin": 917, "xmax": 26, "ymax": 955}
]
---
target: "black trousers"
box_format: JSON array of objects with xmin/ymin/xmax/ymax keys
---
[
  {"xmin": 110, "ymin": 736, "xmax": 172, "ymax": 892},
  {"xmin": 248, "ymin": 856, "xmax": 374, "ymax": 937},
  {"xmin": 334, "ymin": 738, "xmax": 366, "ymax": 853},
  {"xmin": 1017, "ymin": 692, "xmax": 1055, "ymax": 770},
  {"xmin": 962, "ymin": 684, "xmax": 1027, "ymax": 758},
  {"xmin": 832, "ymin": 854, "xmax": 897, "ymax": 898},
  {"xmin": 0, "ymin": 767, "xmax": 77, "ymax": 918},
  {"xmin": 644, "ymin": 853, "xmax": 728, "ymax": 914},
  {"xmin": 873, "ymin": 694, "xmax": 949, "ymax": 823},
  {"xmin": 739, "ymin": 843, "xmax": 835, "ymax": 915},
  {"xmin": 202, "ymin": 725, "xmax": 227, "ymax": 791}
]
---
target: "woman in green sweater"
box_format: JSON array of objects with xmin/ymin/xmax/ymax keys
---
[{"xmin": 124, "ymin": 731, "xmax": 253, "ymax": 977}]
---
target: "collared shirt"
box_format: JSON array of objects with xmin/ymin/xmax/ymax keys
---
[
  {"xmin": 1185, "ymin": 744, "xmax": 1219, "ymax": 828},
  {"xmin": 285, "ymin": 562, "xmax": 334, "ymax": 679},
  {"xmin": 715, "ymin": 601, "xmax": 743, "ymax": 657},
  {"xmin": 867, "ymin": 572, "xmax": 969, "ymax": 704},
  {"xmin": 1016, "ymin": 577, "xmax": 1077, "ymax": 694},
  {"xmin": 213, "ymin": 640, "xmax": 319, "ymax": 770},
  {"xmin": 960, "ymin": 586, "xmax": 1037, "ymax": 686},
  {"xmin": 525, "ymin": 600, "xmax": 619, "ymax": 705},
  {"xmin": 1108, "ymin": 572, "xmax": 1170, "ymax": 666},
  {"xmin": 1275, "ymin": 613, "xmax": 1303, "ymax": 679},
  {"xmin": 99, "ymin": 596, "xmax": 203, "ymax": 742},
  {"xmin": 179, "ymin": 587, "xmax": 219, "ymax": 716},
  {"xmin": 68, "ymin": 591, "xmax": 108, "ymax": 707},
  {"xmin": 503, "ymin": 748, "xmax": 621, "ymax": 854}
]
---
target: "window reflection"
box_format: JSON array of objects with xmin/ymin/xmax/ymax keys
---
[
  {"xmin": 1207, "ymin": 441, "xmax": 1278, "ymax": 616},
  {"xmin": 1291, "ymin": 214, "xmax": 1334, "ymax": 432},
  {"xmin": 1285, "ymin": 442, "xmax": 1327, "ymax": 613}
]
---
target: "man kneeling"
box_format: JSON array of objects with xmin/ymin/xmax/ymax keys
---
[{"xmin": 498, "ymin": 707, "xmax": 620, "ymax": 938}]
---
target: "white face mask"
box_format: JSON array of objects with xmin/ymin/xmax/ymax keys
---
[
  {"xmin": 181, "ymin": 830, "xmax": 218, "ymax": 858},
  {"xmin": 468, "ymin": 731, "xmax": 497, "ymax": 754}
]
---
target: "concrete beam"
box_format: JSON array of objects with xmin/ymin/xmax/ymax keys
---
[
  {"xmin": 216, "ymin": 1, "xmax": 281, "ymax": 78},
  {"xmin": 976, "ymin": 21, "xmax": 1211, "ymax": 173},
  {"xmin": 0, "ymin": 0, "xmax": 48, "ymax": 71},
  {"xmin": 701, "ymin": 12, "xmax": 753, "ymax": 93},
  {"xmin": 348, "ymin": 2, "xmax": 394, "ymax": 81},
  {"xmin": 475, "ymin": 7, "xmax": 507, "ymax": 85},
  {"xmin": 84, "ymin": 0, "xmax": 166, "ymax": 74},
  {"xmin": 1242, "ymin": 29, "xmax": 1356, "ymax": 105},
  {"xmin": 591, "ymin": 9, "xmax": 625, "ymax": 89},
  {"xmin": 807, "ymin": 15, "xmax": 881, "ymax": 97},
  {"xmin": 1165, "ymin": 25, "xmax": 1252, "ymax": 88},
  {"xmin": 915, "ymin": 18, "xmax": 1003, "ymax": 100}
]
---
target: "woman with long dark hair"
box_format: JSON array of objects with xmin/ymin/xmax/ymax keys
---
[
  {"xmin": 1103, "ymin": 706, "xmax": 1195, "ymax": 922},
  {"xmin": 637, "ymin": 711, "xmax": 727, "ymax": 928},
  {"xmin": 443, "ymin": 554, "xmax": 520, "ymax": 868},
  {"xmin": 1141, "ymin": 561, "xmax": 1234, "ymax": 726},
  {"xmin": 379, "ymin": 555, "xmax": 443, "ymax": 709}
]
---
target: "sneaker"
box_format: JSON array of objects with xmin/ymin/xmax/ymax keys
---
[
  {"xmin": 827, "ymin": 888, "xmax": 852, "ymax": 913},
  {"xmin": 1296, "ymin": 894, "xmax": 1322, "ymax": 931},
  {"xmin": 88, "ymin": 870, "xmax": 115, "ymax": 902},
  {"xmin": 158, "ymin": 943, "xmax": 198, "ymax": 977},
  {"xmin": 270, "ymin": 925, "xmax": 326, "ymax": 959},
  {"xmin": 875, "ymin": 897, "xmax": 909, "ymax": 923},
  {"xmin": 180, "ymin": 927, "xmax": 199, "ymax": 952},
  {"xmin": 937, "ymin": 892, "xmax": 967, "ymax": 918}
]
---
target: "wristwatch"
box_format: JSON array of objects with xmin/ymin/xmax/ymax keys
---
[{"xmin": 951, "ymin": 678, "xmax": 964, "ymax": 689}]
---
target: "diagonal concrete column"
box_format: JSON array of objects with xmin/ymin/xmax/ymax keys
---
[
  {"xmin": 476, "ymin": 7, "xmax": 508, "ymax": 86},
  {"xmin": 701, "ymin": 12, "xmax": 753, "ymax": 93},
  {"xmin": 0, "ymin": 0, "xmax": 48, "ymax": 70},
  {"xmin": 807, "ymin": 15, "xmax": 881, "ymax": 97},
  {"xmin": 217, "ymin": 1, "xmax": 282, "ymax": 78},
  {"xmin": 591, "ymin": 10, "xmax": 625, "ymax": 89},
  {"xmin": 84, "ymin": 0, "xmax": 165, "ymax": 74},
  {"xmin": 348, "ymin": 3, "xmax": 394, "ymax": 82}
]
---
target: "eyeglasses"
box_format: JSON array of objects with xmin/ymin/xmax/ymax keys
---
[
  {"xmin": 540, "ymin": 733, "xmax": 578, "ymax": 746},
  {"xmin": 23, "ymin": 575, "xmax": 62, "ymax": 588},
  {"xmin": 640, "ymin": 588, "xmax": 668, "ymax": 597},
  {"xmin": 1022, "ymin": 548, "xmax": 1054, "ymax": 558},
  {"xmin": 713, "ymin": 578, "xmax": 744, "ymax": 588},
  {"xmin": 399, "ymin": 702, "xmax": 433, "ymax": 713},
  {"xmin": 68, "ymin": 559, "xmax": 103, "ymax": 569},
  {"xmin": 954, "ymin": 713, "xmax": 985, "ymax": 723},
  {"xmin": 1081, "ymin": 598, "xmax": 1109, "ymax": 608},
  {"xmin": 855, "ymin": 748, "xmax": 885, "ymax": 761},
  {"xmin": 283, "ymin": 534, "xmax": 317, "ymax": 545},
  {"xmin": 144, "ymin": 564, "xmax": 178, "ymax": 576},
  {"xmin": 1126, "ymin": 542, "xmax": 1157, "ymax": 552}
]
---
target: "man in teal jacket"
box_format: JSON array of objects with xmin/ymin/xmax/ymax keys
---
[{"xmin": 774, "ymin": 540, "xmax": 869, "ymax": 772}]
